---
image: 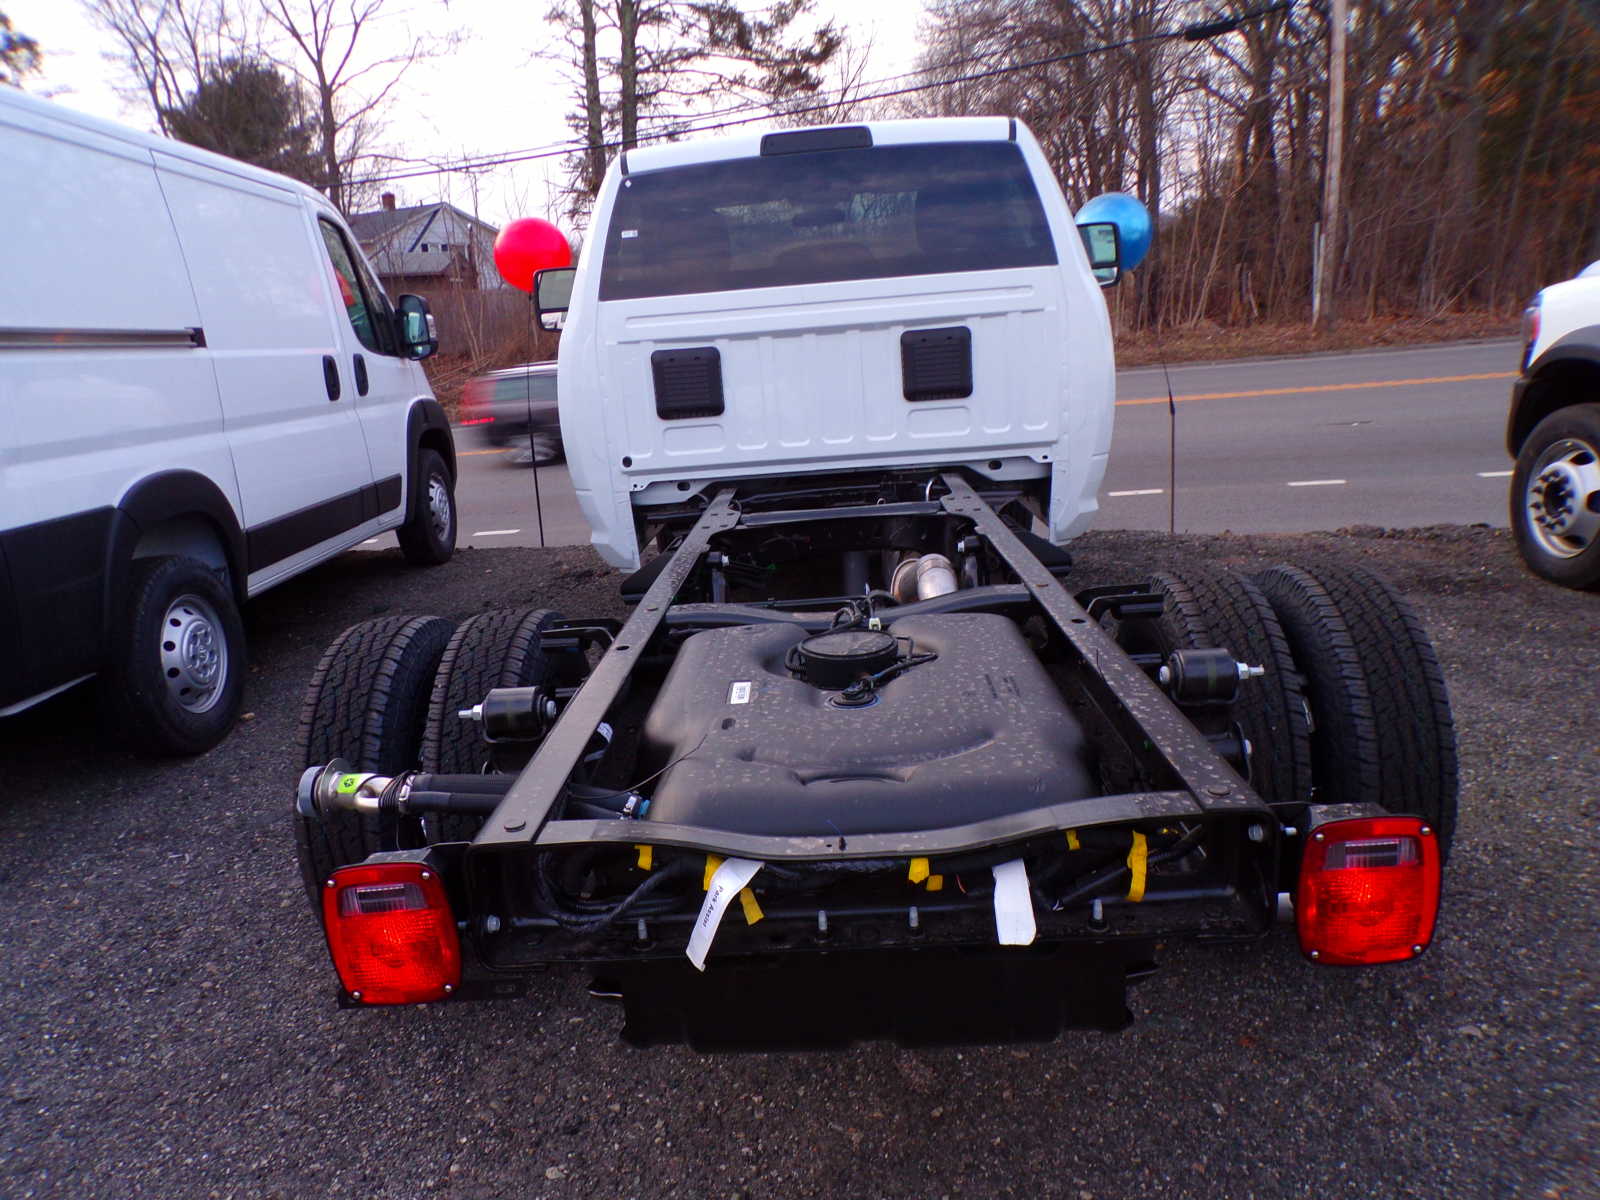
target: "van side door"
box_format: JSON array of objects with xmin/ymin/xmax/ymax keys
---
[
  {"xmin": 154, "ymin": 152, "xmax": 376, "ymax": 588},
  {"xmin": 312, "ymin": 214, "xmax": 420, "ymax": 520}
]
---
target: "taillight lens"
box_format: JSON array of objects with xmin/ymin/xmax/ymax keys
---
[
  {"xmin": 459, "ymin": 381, "xmax": 493, "ymax": 426},
  {"xmin": 1296, "ymin": 816, "xmax": 1440, "ymax": 965},
  {"xmin": 321, "ymin": 862, "xmax": 461, "ymax": 1004}
]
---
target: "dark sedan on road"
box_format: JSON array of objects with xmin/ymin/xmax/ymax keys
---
[{"xmin": 460, "ymin": 361, "xmax": 562, "ymax": 464}]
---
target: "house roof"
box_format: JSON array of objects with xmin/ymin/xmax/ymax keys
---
[
  {"xmin": 347, "ymin": 201, "xmax": 499, "ymax": 249},
  {"xmin": 347, "ymin": 203, "xmax": 435, "ymax": 242}
]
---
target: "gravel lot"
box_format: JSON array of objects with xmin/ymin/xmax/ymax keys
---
[{"xmin": 3, "ymin": 526, "xmax": 1595, "ymax": 1200}]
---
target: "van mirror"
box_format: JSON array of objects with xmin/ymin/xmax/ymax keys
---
[
  {"xmin": 1077, "ymin": 222, "xmax": 1121, "ymax": 287},
  {"xmin": 395, "ymin": 295, "xmax": 438, "ymax": 359},
  {"xmin": 534, "ymin": 267, "xmax": 576, "ymax": 331}
]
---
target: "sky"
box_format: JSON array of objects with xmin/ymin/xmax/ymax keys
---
[{"xmin": 7, "ymin": 0, "xmax": 931, "ymax": 232}]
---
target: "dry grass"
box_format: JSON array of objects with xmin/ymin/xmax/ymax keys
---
[{"xmin": 1114, "ymin": 311, "xmax": 1521, "ymax": 367}]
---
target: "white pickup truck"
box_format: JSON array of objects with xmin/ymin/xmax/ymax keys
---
[{"xmin": 287, "ymin": 119, "xmax": 1458, "ymax": 1050}]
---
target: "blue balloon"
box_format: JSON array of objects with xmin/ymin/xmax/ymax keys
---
[{"xmin": 1076, "ymin": 192, "xmax": 1153, "ymax": 270}]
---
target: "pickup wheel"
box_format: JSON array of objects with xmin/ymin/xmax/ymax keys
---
[
  {"xmin": 1255, "ymin": 563, "xmax": 1458, "ymax": 859},
  {"xmin": 293, "ymin": 614, "xmax": 456, "ymax": 906},
  {"xmin": 397, "ymin": 448, "xmax": 457, "ymax": 566},
  {"xmin": 100, "ymin": 555, "xmax": 246, "ymax": 756},
  {"xmin": 422, "ymin": 607, "xmax": 564, "ymax": 840},
  {"xmin": 1145, "ymin": 569, "xmax": 1314, "ymax": 814},
  {"xmin": 1510, "ymin": 402, "xmax": 1600, "ymax": 590}
]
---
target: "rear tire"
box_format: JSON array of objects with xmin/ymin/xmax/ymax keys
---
[
  {"xmin": 1255, "ymin": 563, "xmax": 1458, "ymax": 859},
  {"xmin": 293, "ymin": 614, "xmax": 455, "ymax": 906},
  {"xmin": 1143, "ymin": 569, "xmax": 1314, "ymax": 814},
  {"xmin": 422, "ymin": 607, "xmax": 564, "ymax": 840},
  {"xmin": 397, "ymin": 448, "xmax": 457, "ymax": 566},
  {"xmin": 101, "ymin": 555, "xmax": 246, "ymax": 757}
]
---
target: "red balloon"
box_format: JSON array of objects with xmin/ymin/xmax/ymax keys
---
[{"xmin": 493, "ymin": 218, "xmax": 572, "ymax": 293}]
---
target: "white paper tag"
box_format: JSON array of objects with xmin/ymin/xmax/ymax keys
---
[
  {"xmin": 991, "ymin": 859, "xmax": 1037, "ymax": 946},
  {"xmin": 686, "ymin": 857, "xmax": 763, "ymax": 971},
  {"xmin": 620, "ymin": 229, "xmax": 639, "ymax": 239},
  {"xmin": 728, "ymin": 681, "xmax": 752, "ymax": 705}
]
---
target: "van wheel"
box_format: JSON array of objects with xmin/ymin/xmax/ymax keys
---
[
  {"xmin": 101, "ymin": 556, "xmax": 246, "ymax": 757},
  {"xmin": 294, "ymin": 614, "xmax": 456, "ymax": 907},
  {"xmin": 422, "ymin": 607, "xmax": 564, "ymax": 841},
  {"xmin": 397, "ymin": 448, "xmax": 457, "ymax": 565}
]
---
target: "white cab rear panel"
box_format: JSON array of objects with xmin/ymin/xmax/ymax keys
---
[{"xmin": 559, "ymin": 119, "xmax": 1114, "ymax": 570}]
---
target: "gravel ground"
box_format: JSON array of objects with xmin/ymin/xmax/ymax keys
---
[{"xmin": 2, "ymin": 526, "xmax": 1595, "ymax": 1200}]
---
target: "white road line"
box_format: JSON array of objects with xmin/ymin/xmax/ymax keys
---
[
  {"xmin": 1286, "ymin": 479, "xmax": 1347, "ymax": 487},
  {"xmin": 1477, "ymin": 470, "xmax": 1513, "ymax": 478},
  {"xmin": 471, "ymin": 529, "xmax": 521, "ymax": 537},
  {"xmin": 1107, "ymin": 488, "xmax": 1166, "ymax": 497}
]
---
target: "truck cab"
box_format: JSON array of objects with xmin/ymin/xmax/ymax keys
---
[{"xmin": 550, "ymin": 118, "xmax": 1117, "ymax": 571}]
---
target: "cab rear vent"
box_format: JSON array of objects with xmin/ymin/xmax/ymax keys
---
[
  {"xmin": 651, "ymin": 347, "xmax": 725, "ymax": 420},
  {"xmin": 901, "ymin": 326, "xmax": 973, "ymax": 402}
]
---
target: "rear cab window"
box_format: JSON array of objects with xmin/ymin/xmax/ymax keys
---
[{"xmin": 598, "ymin": 141, "xmax": 1057, "ymax": 301}]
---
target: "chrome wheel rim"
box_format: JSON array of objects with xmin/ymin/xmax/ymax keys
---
[
  {"xmin": 427, "ymin": 474, "xmax": 452, "ymax": 541},
  {"xmin": 159, "ymin": 593, "xmax": 228, "ymax": 713},
  {"xmin": 1525, "ymin": 435, "xmax": 1600, "ymax": 559}
]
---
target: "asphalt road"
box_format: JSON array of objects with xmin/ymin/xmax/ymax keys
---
[
  {"xmin": 380, "ymin": 338, "xmax": 1523, "ymax": 552},
  {"xmin": 3, "ymin": 526, "xmax": 1595, "ymax": 1199}
]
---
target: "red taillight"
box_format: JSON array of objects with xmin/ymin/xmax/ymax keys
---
[
  {"xmin": 321, "ymin": 862, "xmax": 461, "ymax": 1004},
  {"xmin": 459, "ymin": 381, "xmax": 494, "ymax": 425},
  {"xmin": 1296, "ymin": 816, "xmax": 1440, "ymax": 965}
]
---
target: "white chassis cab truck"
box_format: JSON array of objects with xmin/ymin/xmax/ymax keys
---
[{"xmin": 290, "ymin": 120, "xmax": 1459, "ymax": 1049}]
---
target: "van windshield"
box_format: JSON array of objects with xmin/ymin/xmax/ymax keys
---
[{"xmin": 597, "ymin": 141, "xmax": 1056, "ymax": 301}]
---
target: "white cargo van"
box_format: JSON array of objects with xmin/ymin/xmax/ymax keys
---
[
  {"xmin": 544, "ymin": 118, "xmax": 1119, "ymax": 571},
  {"xmin": 0, "ymin": 88, "xmax": 458, "ymax": 754}
]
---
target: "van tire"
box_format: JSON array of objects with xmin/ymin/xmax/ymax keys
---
[
  {"xmin": 101, "ymin": 555, "xmax": 246, "ymax": 757},
  {"xmin": 397, "ymin": 448, "xmax": 457, "ymax": 566},
  {"xmin": 294, "ymin": 614, "xmax": 456, "ymax": 906}
]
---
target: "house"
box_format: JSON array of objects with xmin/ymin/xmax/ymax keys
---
[{"xmin": 348, "ymin": 194, "xmax": 503, "ymax": 292}]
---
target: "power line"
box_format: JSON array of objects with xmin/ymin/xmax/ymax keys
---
[{"xmin": 350, "ymin": 2, "xmax": 1290, "ymax": 190}]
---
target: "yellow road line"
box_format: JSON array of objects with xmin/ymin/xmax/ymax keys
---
[
  {"xmin": 1116, "ymin": 371, "xmax": 1515, "ymax": 407},
  {"xmin": 457, "ymin": 447, "xmax": 507, "ymax": 456}
]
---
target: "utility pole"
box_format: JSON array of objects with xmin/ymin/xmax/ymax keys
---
[{"xmin": 1314, "ymin": 0, "xmax": 1346, "ymax": 332}]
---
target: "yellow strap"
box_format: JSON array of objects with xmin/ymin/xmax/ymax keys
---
[
  {"xmin": 1126, "ymin": 831, "xmax": 1148, "ymax": 902},
  {"xmin": 1066, "ymin": 830, "xmax": 1081, "ymax": 851},
  {"xmin": 908, "ymin": 857, "xmax": 930, "ymax": 884},
  {"xmin": 703, "ymin": 853, "xmax": 724, "ymax": 890},
  {"xmin": 925, "ymin": 874, "xmax": 944, "ymax": 892},
  {"xmin": 635, "ymin": 844, "xmax": 653, "ymax": 871},
  {"xmin": 739, "ymin": 887, "xmax": 764, "ymax": 925}
]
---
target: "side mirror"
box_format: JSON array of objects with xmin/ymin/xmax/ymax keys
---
[
  {"xmin": 395, "ymin": 294, "xmax": 437, "ymax": 360},
  {"xmin": 1077, "ymin": 222, "xmax": 1122, "ymax": 287},
  {"xmin": 534, "ymin": 267, "xmax": 576, "ymax": 331}
]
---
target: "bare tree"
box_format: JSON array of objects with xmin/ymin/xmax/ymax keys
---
[
  {"xmin": 83, "ymin": 0, "xmax": 254, "ymax": 131},
  {"xmin": 544, "ymin": 0, "xmax": 842, "ymax": 222},
  {"xmin": 260, "ymin": 0, "xmax": 459, "ymax": 214},
  {"xmin": 0, "ymin": 10, "xmax": 42, "ymax": 87}
]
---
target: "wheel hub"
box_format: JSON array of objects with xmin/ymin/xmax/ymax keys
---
[
  {"xmin": 160, "ymin": 594, "xmax": 228, "ymax": 713},
  {"xmin": 427, "ymin": 476, "xmax": 451, "ymax": 540},
  {"xmin": 1525, "ymin": 437, "xmax": 1600, "ymax": 558}
]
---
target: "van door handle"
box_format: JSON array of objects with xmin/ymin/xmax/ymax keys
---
[
  {"xmin": 322, "ymin": 355, "xmax": 341, "ymax": 401},
  {"xmin": 353, "ymin": 353, "xmax": 369, "ymax": 397}
]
